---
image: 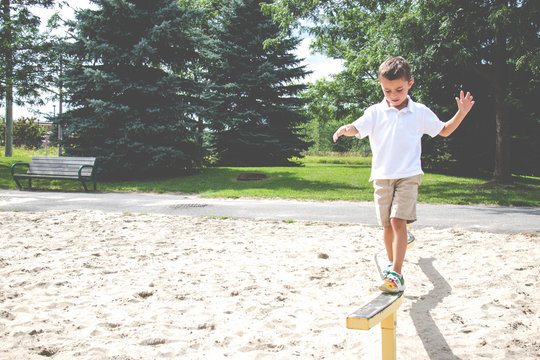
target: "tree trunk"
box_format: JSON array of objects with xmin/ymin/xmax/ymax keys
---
[
  {"xmin": 492, "ymin": 27, "xmax": 511, "ymax": 183},
  {"xmin": 2, "ymin": 0, "xmax": 13, "ymax": 157}
]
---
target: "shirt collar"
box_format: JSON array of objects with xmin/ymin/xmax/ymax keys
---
[{"xmin": 379, "ymin": 95, "xmax": 414, "ymax": 113}]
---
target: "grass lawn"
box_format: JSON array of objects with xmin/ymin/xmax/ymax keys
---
[{"xmin": 1, "ymin": 147, "xmax": 538, "ymax": 206}]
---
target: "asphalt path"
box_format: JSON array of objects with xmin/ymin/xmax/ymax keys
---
[{"xmin": 0, "ymin": 189, "xmax": 538, "ymax": 234}]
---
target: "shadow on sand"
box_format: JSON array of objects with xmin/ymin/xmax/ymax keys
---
[{"xmin": 408, "ymin": 258, "xmax": 463, "ymax": 360}]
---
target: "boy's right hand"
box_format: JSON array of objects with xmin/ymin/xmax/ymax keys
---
[{"xmin": 333, "ymin": 124, "xmax": 359, "ymax": 142}]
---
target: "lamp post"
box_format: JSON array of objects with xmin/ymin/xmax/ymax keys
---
[
  {"xmin": 51, "ymin": 105, "xmax": 56, "ymax": 156},
  {"xmin": 53, "ymin": 104, "xmax": 63, "ymax": 157},
  {"xmin": 58, "ymin": 57, "xmax": 63, "ymax": 157},
  {"xmin": 57, "ymin": 114, "xmax": 63, "ymax": 157}
]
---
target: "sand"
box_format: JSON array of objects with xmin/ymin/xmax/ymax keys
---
[{"xmin": 0, "ymin": 210, "xmax": 538, "ymax": 359}]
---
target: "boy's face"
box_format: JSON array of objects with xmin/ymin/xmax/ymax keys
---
[{"xmin": 379, "ymin": 76, "xmax": 414, "ymax": 110}]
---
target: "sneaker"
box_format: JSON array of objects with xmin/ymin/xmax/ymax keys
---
[
  {"xmin": 381, "ymin": 262, "xmax": 393, "ymax": 279},
  {"xmin": 379, "ymin": 271, "xmax": 405, "ymax": 293}
]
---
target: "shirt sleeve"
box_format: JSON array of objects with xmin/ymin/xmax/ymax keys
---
[
  {"xmin": 423, "ymin": 106, "xmax": 445, "ymax": 138},
  {"xmin": 352, "ymin": 106, "xmax": 375, "ymax": 139}
]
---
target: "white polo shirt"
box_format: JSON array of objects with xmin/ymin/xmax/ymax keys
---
[{"xmin": 352, "ymin": 96, "xmax": 444, "ymax": 181}]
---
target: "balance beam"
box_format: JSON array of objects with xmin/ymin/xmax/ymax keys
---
[
  {"xmin": 346, "ymin": 231, "xmax": 415, "ymax": 359},
  {"xmin": 347, "ymin": 291, "xmax": 404, "ymax": 360}
]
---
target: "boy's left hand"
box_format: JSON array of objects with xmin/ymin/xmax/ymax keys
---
[{"xmin": 456, "ymin": 90, "xmax": 475, "ymax": 115}]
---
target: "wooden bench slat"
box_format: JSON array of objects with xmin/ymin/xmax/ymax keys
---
[
  {"xmin": 23, "ymin": 172, "xmax": 93, "ymax": 178},
  {"xmin": 29, "ymin": 165, "xmax": 93, "ymax": 175},
  {"xmin": 29, "ymin": 160, "xmax": 93, "ymax": 163},
  {"xmin": 29, "ymin": 164, "xmax": 88, "ymax": 169},
  {"xmin": 28, "ymin": 168, "xmax": 92, "ymax": 175},
  {"xmin": 14, "ymin": 174, "xmax": 92, "ymax": 180},
  {"xmin": 31, "ymin": 156, "xmax": 96, "ymax": 161},
  {"xmin": 29, "ymin": 164, "xmax": 93, "ymax": 170},
  {"xmin": 30, "ymin": 158, "xmax": 94, "ymax": 162}
]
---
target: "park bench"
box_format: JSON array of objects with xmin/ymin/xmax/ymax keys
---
[{"xmin": 11, "ymin": 156, "xmax": 97, "ymax": 192}]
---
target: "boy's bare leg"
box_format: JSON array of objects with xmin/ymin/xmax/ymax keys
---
[
  {"xmin": 383, "ymin": 225, "xmax": 394, "ymax": 262},
  {"xmin": 390, "ymin": 218, "xmax": 408, "ymax": 274}
]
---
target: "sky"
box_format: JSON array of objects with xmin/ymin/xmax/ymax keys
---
[{"xmin": 12, "ymin": 2, "xmax": 344, "ymax": 119}]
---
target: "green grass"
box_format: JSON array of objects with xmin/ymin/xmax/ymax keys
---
[
  {"xmin": 1, "ymin": 147, "xmax": 538, "ymax": 206},
  {"xmin": 0, "ymin": 147, "xmax": 59, "ymax": 189},
  {"xmin": 103, "ymin": 162, "xmax": 374, "ymax": 201},
  {"xmin": 418, "ymin": 173, "xmax": 539, "ymax": 206}
]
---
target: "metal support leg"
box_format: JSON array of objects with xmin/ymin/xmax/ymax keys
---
[
  {"xmin": 381, "ymin": 311, "xmax": 397, "ymax": 360},
  {"xmin": 13, "ymin": 178, "xmax": 22, "ymax": 190}
]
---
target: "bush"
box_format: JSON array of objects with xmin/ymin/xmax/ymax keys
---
[{"xmin": 13, "ymin": 117, "xmax": 47, "ymax": 149}]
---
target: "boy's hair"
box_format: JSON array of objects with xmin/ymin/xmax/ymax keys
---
[{"xmin": 378, "ymin": 56, "xmax": 412, "ymax": 81}]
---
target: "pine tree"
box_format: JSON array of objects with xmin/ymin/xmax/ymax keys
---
[
  {"xmin": 60, "ymin": 0, "xmax": 205, "ymax": 179},
  {"xmin": 207, "ymin": 0, "xmax": 310, "ymax": 166}
]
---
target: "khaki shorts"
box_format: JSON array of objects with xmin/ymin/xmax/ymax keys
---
[{"xmin": 373, "ymin": 175, "xmax": 422, "ymax": 227}]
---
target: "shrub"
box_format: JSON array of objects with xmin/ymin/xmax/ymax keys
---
[{"xmin": 13, "ymin": 117, "xmax": 47, "ymax": 149}]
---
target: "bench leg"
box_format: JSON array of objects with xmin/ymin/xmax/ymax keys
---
[
  {"xmin": 81, "ymin": 181, "xmax": 88, "ymax": 192},
  {"xmin": 13, "ymin": 178, "xmax": 23, "ymax": 190},
  {"xmin": 28, "ymin": 178, "xmax": 32, "ymax": 190},
  {"xmin": 381, "ymin": 311, "xmax": 397, "ymax": 360}
]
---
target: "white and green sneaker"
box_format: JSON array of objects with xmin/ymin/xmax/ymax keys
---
[{"xmin": 379, "ymin": 270, "xmax": 405, "ymax": 293}]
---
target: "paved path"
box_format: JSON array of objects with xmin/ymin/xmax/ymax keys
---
[{"xmin": 0, "ymin": 190, "xmax": 538, "ymax": 234}]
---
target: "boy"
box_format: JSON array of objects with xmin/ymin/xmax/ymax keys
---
[{"xmin": 333, "ymin": 56, "xmax": 474, "ymax": 292}]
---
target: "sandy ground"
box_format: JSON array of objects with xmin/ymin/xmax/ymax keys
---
[{"xmin": 0, "ymin": 210, "xmax": 538, "ymax": 359}]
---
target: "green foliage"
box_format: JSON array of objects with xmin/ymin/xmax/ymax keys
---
[
  {"xmin": 0, "ymin": 0, "xmax": 55, "ymax": 107},
  {"xmin": 205, "ymin": 0, "xmax": 311, "ymax": 166},
  {"xmin": 60, "ymin": 0, "xmax": 206, "ymax": 179},
  {"xmin": 1, "ymin": 116, "xmax": 47, "ymax": 149},
  {"xmin": 300, "ymin": 74, "xmax": 376, "ymax": 152},
  {"xmin": 266, "ymin": 0, "xmax": 540, "ymax": 178},
  {"xmin": 0, "ymin": 0, "xmax": 55, "ymax": 156},
  {"xmin": 12, "ymin": 117, "xmax": 47, "ymax": 149}
]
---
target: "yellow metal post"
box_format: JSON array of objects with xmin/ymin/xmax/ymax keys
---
[{"xmin": 380, "ymin": 310, "xmax": 397, "ymax": 360}]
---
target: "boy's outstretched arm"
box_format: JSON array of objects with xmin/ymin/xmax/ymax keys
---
[
  {"xmin": 439, "ymin": 90, "xmax": 475, "ymax": 137},
  {"xmin": 333, "ymin": 124, "xmax": 359, "ymax": 142}
]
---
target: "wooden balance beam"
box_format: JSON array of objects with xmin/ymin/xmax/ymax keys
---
[
  {"xmin": 346, "ymin": 231, "xmax": 415, "ymax": 359},
  {"xmin": 346, "ymin": 291, "xmax": 404, "ymax": 360}
]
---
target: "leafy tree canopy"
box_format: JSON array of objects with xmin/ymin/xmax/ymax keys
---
[
  {"xmin": 265, "ymin": 0, "xmax": 540, "ymax": 179},
  {"xmin": 1, "ymin": 0, "xmax": 55, "ymax": 156}
]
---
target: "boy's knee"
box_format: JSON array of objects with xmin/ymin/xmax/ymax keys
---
[{"xmin": 390, "ymin": 217, "xmax": 407, "ymax": 229}]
